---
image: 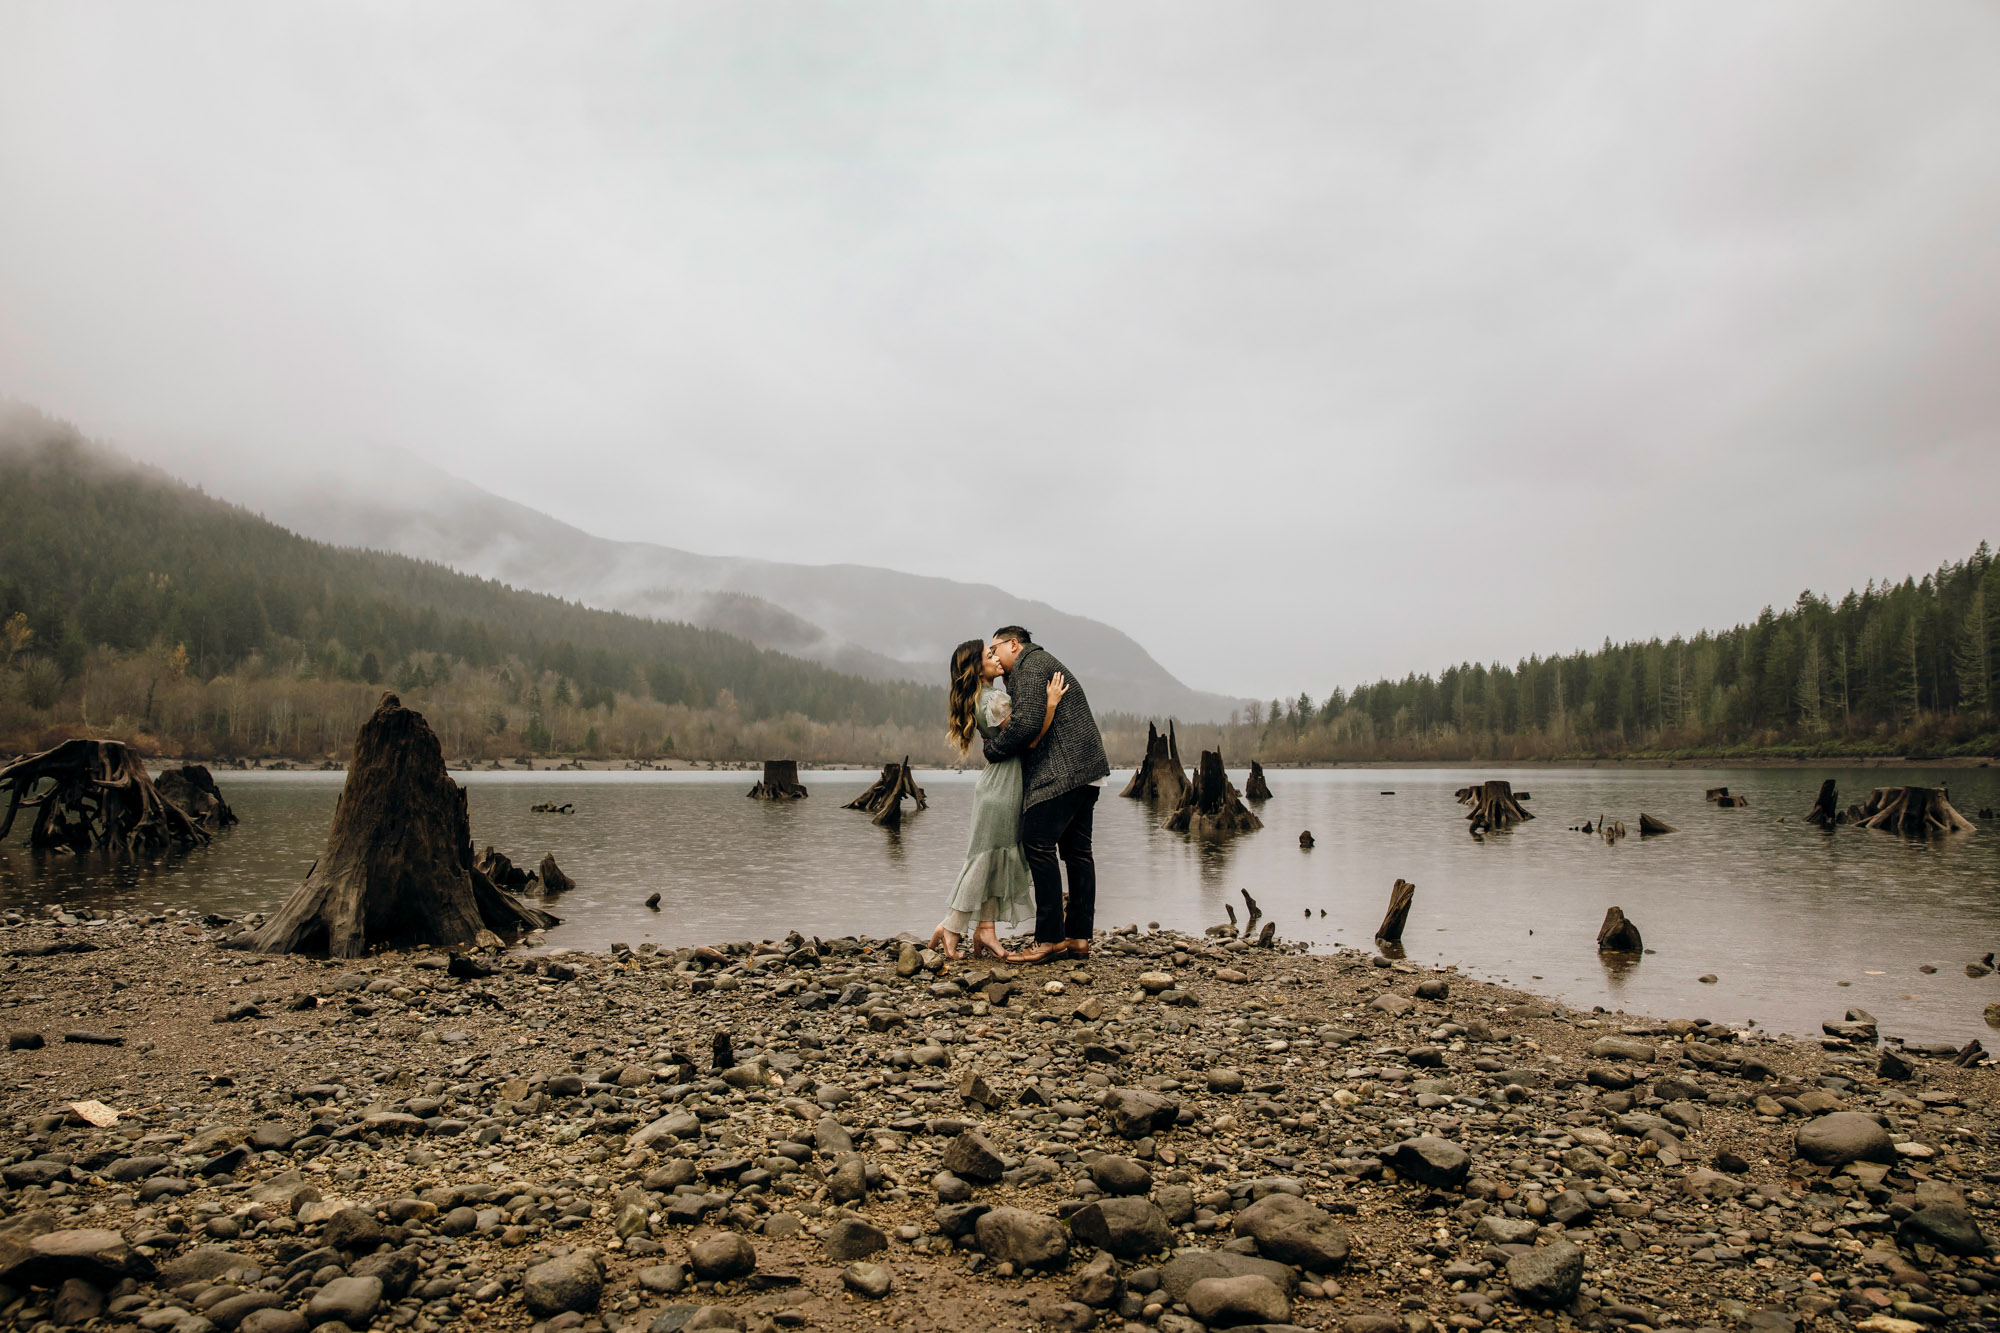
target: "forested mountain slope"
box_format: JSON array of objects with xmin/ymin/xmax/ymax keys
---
[{"xmin": 0, "ymin": 406, "xmax": 943, "ymax": 758}]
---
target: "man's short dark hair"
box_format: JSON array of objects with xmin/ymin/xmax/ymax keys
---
[{"xmin": 992, "ymin": 625, "xmax": 1033, "ymax": 647}]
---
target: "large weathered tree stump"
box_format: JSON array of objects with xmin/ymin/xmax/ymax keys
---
[
  {"xmin": 1244, "ymin": 761, "xmax": 1272, "ymax": 801},
  {"xmin": 845, "ymin": 757, "xmax": 926, "ymax": 829},
  {"xmin": 1805, "ymin": 779, "xmax": 1840, "ymax": 830},
  {"xmin": 1854, "ymin": 786, "xmax": 1977, "ymax": 836},
  {"xmin": 154, "ymin": 764, "xmax": 238, "ymax": 830},
  {"xmin": 538, "ymin": 853, "xmax": 576, "ymax": 895},
  {"xmin": 1164, "ymin": 749, "xmax": 1263, "ymax": 835},
  {"xmin": 1457, "ymin": 779, "xmax": 1533, "ymax": 833},
  {"xmin": 0, "ymin": 739, "xmax": 208, "ymax": 852},
  {"xmin": 1376, "ymin": 878, "xmax": 1416, "ymax": 943},
  {"xmin": 1597, "ymin": 906, "xmax": 1643, "ymax": 953},
  {"xmin": 1120, "ymin": 722, "xmax": 1189, "ymax": 803},
  {"xmin": 748, "ymin": 760, "xmax": 808, "ymax": 800},
  {"xmin": 1637, "ymin": 813, "xmax": 1677, "ymax": 836},
  {"xmin": 250, "ymin": 693, "xmax": 557, "ymax": 956}
]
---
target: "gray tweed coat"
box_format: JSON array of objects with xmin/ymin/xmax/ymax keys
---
[{"xmin": 983, "ymin": 644, "xmax": 1110, "ymax": 811}]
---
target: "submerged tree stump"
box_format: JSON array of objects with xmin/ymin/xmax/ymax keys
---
[
  {"xmin": 1376, "ymin": 878, "xmax": 1416, "ymax": 943},
  {"xmin": 1299, "ymin": 830, "xmax": 1315, "ymax": 849},
  {"xmin": 1705, "ymin": 787, "xmax": 1731, "ymax": 802},
  {"xmin": 1637, "ymin": 813, "xmax": 1677, "ymax": 836},
  {"xmin": 1597, "ymin": 905, "xmax": 1643, "ymax": 952},
  {"xmin": 1164, "ymin": 749, "xmax": 1263, "ymax": 835},
  {"xmin": 476, "ymin": 846, "xmax": 537, "ymax": 893},
  {"xmin": 538, "ymin": 853, "xmax": 576, "ymax": 895},
  {"xmin": 0, "ymin": 739, "xmax": 209, "ymax": 852},
  {"xmin": 748, "ymin": 760, "xmax": 808, "ymax": 800},
  {"xmin": 1805, "ymin": 779, "xmax": 1840, "ymax": 830},
  {"xmin": 1854, "ymin": 786, "xmax": 1977, "ymax": 836},
  {"xmin": 845, "ymin": 757, "xmax": 926, "ymax": 829},
  {"xmin": 1120, "ymin": 722, "xmax": 1189, "ymax": 803},
  {"xmin": 250, "ymin": 693, "xmax": 557, "ymax": 957},
  {"xmin": 1244, "ymin": 761, "xmax": 1272, "ymax": 801},
  {"xmin": 154, "ymin": 764, "xmax": 238, "ymax": 830},
  {"xmin": 1457, "ymin": 779, "xmax": 1533, "ymax": 833}
]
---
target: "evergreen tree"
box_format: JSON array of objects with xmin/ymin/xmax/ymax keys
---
[
  {"xmin": 1795, "ymin": 635, "xmax": 1823, "ymax": 733},
  {"xmin": 1956, "ymin": 586, "xmax": 1990, "ymax": 713}
]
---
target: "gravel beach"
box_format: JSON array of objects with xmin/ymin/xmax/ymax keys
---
[{"xmin": 3, "ymin": 909, "xmax": 1997, "ymax": 1333}]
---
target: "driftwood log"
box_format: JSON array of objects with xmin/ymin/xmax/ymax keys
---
[
  {"xmin": 0, "ymin": 739, "xmax": 209, "ymax": 852},
  {"xmin": 1376, "ymin": 878, "xmax": 1416, "ymax": 943},
  {"xmin": 1637, "ymin": 813, "xmax": 1677, "ymax": 836},
  {"xmin": 154, "ymin": 764, "xmax": 238, "ymax": 830},
  {"xmin": 1853, "ymin": 786, "xmax": 1977, "ymax": 836},
  {"xmin": 1805, "ymin": 779, "xmax": 1840, "ymax": 829},
  {"xmin": 748, "ymin": 760, "xmax": 808, "ymax": 800},
  {"xmin": 1244, "ymin": 761, "xmax": 1272, "ymax": 801},
  {"xmin": 1457, "ymin": 779, "xmax": 1533, "ymax": 833},
  {"xmin": 1120, "ymin": 722, "xmax": 1189, "ymax": 803},
  {"xmin": 845, "ymin": 757, "xmax": 926, "ymax": 829},
  {"xmin": 538, "ymin": 853, "xmax": 576, "ymax": 895},
  {"xmin": 250, "ymin": 693, "xmax": 557, "ymax": 956},
  {"xmin": 1163, "ymin": 749, "xmax": 1263, "ymax": 835},
  {"xmin": 1705, "ymin": 787, "xmax": 1730, "ymax": 802},
  {"xmin": 1597, "ymin": 906, "xmax": 1643, "ymax": 952}
]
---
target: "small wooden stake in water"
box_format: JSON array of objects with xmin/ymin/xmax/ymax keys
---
[{"xmin": 1376, "ymin": 878, "xmax": 1415, "ymax": 943}]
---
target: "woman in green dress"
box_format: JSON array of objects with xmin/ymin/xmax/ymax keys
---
[{"xmin": 931, "ymin": 638, "xmax": 1068, "ymax": 960}]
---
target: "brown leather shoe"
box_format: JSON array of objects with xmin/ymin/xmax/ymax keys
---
[
  {"xmin": 1016, "ymin": 942, "xmax": 1066, "ymax": 965},
  {"xmin": 1064, "ymin": 938, "xmax": 1092, "ymax": 960}
]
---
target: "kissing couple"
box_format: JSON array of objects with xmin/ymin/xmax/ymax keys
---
[{"xmin": 930, "ymin": 625, "xmax": 1109, "ymax": 965}]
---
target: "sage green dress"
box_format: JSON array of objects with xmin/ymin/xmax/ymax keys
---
[{"xmin": 941, "ymin": 682, "xmax": 1035, "ymax": 935}]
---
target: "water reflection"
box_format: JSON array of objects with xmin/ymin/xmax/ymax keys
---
[
  {"xmin": 2, "ymin": 765, "xmax": 1998, "ymax": 1043},
  {"xmin": 1597, "ymin": 950, "xmax": 1642, "ymax": 993}
]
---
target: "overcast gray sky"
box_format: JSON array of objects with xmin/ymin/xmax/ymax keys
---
[{"xmin": 3, "ymin": 2, "xmax": 1997, "ymax": 700}]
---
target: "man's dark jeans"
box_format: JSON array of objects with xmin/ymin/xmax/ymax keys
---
[{"xmin": 1021, "ymin": 784, "xmax": 1097, "ymax": 945}]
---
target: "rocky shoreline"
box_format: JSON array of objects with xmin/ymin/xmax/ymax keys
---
[{"xmin": 2, "ymin": 911, "xmax": 1997, "ymax": 1333}]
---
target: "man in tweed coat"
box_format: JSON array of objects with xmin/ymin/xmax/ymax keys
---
[{"xmin": 983, "ymin": 626, "xmax": 1110, "ymax": 963}]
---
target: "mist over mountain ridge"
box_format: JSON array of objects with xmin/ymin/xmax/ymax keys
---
[{"xmin": 166, "ymin": 442, "xmax": 1243, "ymax": 722}]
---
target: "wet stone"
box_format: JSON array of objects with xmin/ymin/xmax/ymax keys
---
[
  {"xmin": 306, "ymin": 1274, "xmax": 383, "ymax": 1327},
  {"xmin": 940, "ymin": 1128, "xmax": 1005, "ymax": 1183},
  {"xmin": 974, "ymin": 1207, "xmax": 1069, "ymax": 1269},
  {"xmin": 1232, "ymin": 1192, "xmax": 1352, "ymax": 1269},
  {"xmin": 1070, "ymin": 1197, "xmax": 1173, "ymax": 1260},
  {"xmin": 522, "ymin": 1250, "xmax": 602, "ymax": 1316},
  {"xmin": 1387, "ymin": 1135, "xmax": 1470, "ymax": 1188},
  {"xmin": 842, "ymin": 1260, "xmax": 893, "ymax": 1299},
  {"xmin": 1187, "ymin": 1273, "xmax": 1291, "ymax": 1325},
  {"xmin": 1506, "ymin": 1238, "xmax": 1584, "ymax": 1307},
  {"xmin": 1795, "ymin": 1111, "xmax": 1895, "ymax": 1167},
  {"xmin": 688, "ymin": 1232, "xmax": 757, "ymax": 1281},
  {"xmin": 1090, "ymin": 1154, "xmax": 1153, "ymax": 1195},
  {"xmin": 821, "ymin": 1217, "xmax": 887, "ymax": 1262}
]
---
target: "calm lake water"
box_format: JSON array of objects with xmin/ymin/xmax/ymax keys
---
[{"xmin": 4, "ymin": 765, "xmax": 1998, "ymax": 1045}]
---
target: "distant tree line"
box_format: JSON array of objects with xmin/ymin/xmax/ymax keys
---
[{"xmin": 1245, "ymin": 542, "xmax": 1999, "ymax": 762}]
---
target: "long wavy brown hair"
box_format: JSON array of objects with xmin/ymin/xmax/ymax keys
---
[{"xmin": 946, "ymin": 638, "xmax": 985, "ymax": 757}]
